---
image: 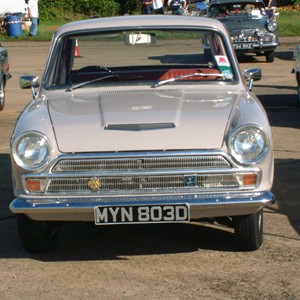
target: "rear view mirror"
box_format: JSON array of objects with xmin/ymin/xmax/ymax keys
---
[{"xmin": 125, "ymin": 32, "xmax": 156, "ymax": 45}]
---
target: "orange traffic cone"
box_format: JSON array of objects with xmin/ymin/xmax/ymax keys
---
[{"xmin": 75, "ymin": 39, "xmax": 81, "ymax": 57}]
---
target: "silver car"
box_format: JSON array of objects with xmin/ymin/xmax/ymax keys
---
[{"xmin": 10, "ymin": 15, "xmax": 275, "ymax": 253}]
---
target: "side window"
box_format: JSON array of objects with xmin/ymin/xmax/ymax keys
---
[
  {"xmin": 202, "ymin": 33, "xmax": 233, "ymax": 80},
  {"xmin": 53, "ymin": 38, "xmax": 75, "ymax": 85}
]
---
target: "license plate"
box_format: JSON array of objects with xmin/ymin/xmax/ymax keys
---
[
  {"xmin": 233, "ymin": 43, "xmax": 256, "ymax": 49},
  {"xmin": 94, "ymin": 204, "xmax": 190, "ymax": 225}
]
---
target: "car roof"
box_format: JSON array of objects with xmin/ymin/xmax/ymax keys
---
[
  {"xmin": 209, "ymin": 0, "xmax": 265, "ymax": 5},
  {"xmin": 53, "ymin": 15, "xmax": 227, "ymax": 37}
]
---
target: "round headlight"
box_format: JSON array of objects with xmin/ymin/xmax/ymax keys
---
[
  {"xmin": 229, "ymin": 126, "xmax": 269, "ymax": 165},
  {"xmin": 267, "ymin": 20, "xmax": 277, "ymax": 32},
  {"xmin": 13, "ymin": 132, "xmax": 50, "ymax": 170}
]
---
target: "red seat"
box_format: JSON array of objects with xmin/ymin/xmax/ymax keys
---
[{"xmin": 158, "ymin": 69, "xmax": 220, "ymax": 81}]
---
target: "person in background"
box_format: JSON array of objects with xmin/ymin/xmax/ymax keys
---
[
  {"xmin": 266, "ymin": 0, "xmax": 277, "ymax": 17},
  {"xmin": 267, "ymin": 0, "xmax": 276, "ymax": 8},
  {"xmin": 168, "ymin": 0, "xmax": 186, "ymax": 15},
  {"xmin": 141, "ymin": 0, "xmax": 153, "ymax": 14},
  {"xmin": 27, "ymin": 0, "xmax": 39, "ymax": 36},
  {"xmin": 153, "ymin": 0, "xmax": 165, "ymax": 14}
]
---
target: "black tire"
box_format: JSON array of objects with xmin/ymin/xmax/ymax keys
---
[
  {"xmin": 265, "ymin": 51, "xmax": 275, "ymax": 63},
  {"xmin": 233, "ymin": 209, "xmax": 263, "ymax": 251},
  {"xmin": 0, "ymin": 79, "xmax": 5, "ymax": 111},
  {"xmin": 17, "ymin": 214, "xmax": 59, "ymax": 253}
]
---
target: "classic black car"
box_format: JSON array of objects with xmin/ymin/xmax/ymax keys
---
[
  {"xmin": 208, "ymin": 0, "xmax": 279, "ymax": 62},
  {"xmin": 0, "ymin": 42, "xmax": 11, "ymax": 111}
]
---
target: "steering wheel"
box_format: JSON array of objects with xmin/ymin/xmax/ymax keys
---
[{"xmin": 68, "ymin": 65, "xmax": 113, "ymax": 82}]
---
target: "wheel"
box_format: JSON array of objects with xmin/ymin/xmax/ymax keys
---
[
  {"xmin": 265, "ymin": 51, "xmax": 275, "ymax": 63},
  {"xmin": 233, "ymin": 209, "xmax": 263, "ymax": 251},
  {"xmin": 0, "ymin": 79, "xmax": 5, "ymax": 111},
  {"xmin": 17, "ymin": 214, "xmax": 59, "ymax": 253}
]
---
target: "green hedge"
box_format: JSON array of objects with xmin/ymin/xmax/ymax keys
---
[
  {"xmin": 39, "ymin": 0, "xmax": 141, "ymax": 21},
  {"xmin": 276, "ymin": 0, "xmax": 300, "ymax": 5}
]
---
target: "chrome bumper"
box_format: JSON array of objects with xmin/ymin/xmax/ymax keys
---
[
  {"xmin": 10, "ymin": 191, "xmax": 275, "ymax": 221},
  {"xmin": 258, "ymin": 41, "xmax": 278, "ymax": 49},
  {"xmin": 233, "ymin": 42, "xmax": 278, "ymax": 51}
]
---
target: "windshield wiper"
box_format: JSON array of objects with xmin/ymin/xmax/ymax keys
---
[
  {"xmin": 152, "ymin": 72, "xmax": 226, "ymax": 88},
  {"xmin": 67, "ymin": 74, "xmax": 120, "ymax": 91}
]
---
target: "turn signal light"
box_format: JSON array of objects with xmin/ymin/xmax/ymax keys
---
[
  {"xmin": 26, "ymin": 179, "xmax": 41, "ymax": 192},
  {"xmin": 243, "ymin": 174, "xmax": 257, "ymax": 186}
]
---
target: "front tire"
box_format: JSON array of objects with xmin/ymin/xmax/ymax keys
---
[
  {"xmin": 265, "ymin": 51, "xmax": 275, "ymax": 63},
  {"xmin": 233, "ymin": 209, "xmax": 264, "ymax": 251},
  {"xmin": 17, "ymin": 214, "xmax": 59, "ymax": 253}
]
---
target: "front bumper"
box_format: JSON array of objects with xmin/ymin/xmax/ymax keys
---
[
  {"xmin": 10, "ymin": 191, "xmax": 275, "ymax": 221},
  {"xmin": 233, "ymin": 41, "xmax": 278, "ymax": 53}
]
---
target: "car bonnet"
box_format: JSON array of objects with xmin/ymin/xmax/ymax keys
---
[{"xmin": 48, "ymin": 87, "xmax": 237, "ymax": 153}]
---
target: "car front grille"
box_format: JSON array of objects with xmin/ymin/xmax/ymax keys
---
[
  {"xmin": 45, "ymin": 174, "xmax": 239, "ymax": 193},
  {"xmin": 231, "ymin": 35, "xmax": 259, "ymax": 43},
  {"xmin": 25, "ymin": 152, "xmax": 259, "ymax": 195},
  {"xmin": 52, "ymin": 155, "xmax": 231, "ymax": 172},
  {"xmin": 230, "ymin": 29, "xmax": 260, "ymax": 43}
]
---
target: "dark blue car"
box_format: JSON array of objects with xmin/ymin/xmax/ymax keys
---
[{"xmin": 208, "ymin": 0, "xmax": 279, "ymax": 62}]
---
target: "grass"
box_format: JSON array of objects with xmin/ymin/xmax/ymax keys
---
[
  {"xmin": 0, "ymin": 11, "xmax": 299, "ymax": 41},
  {"xmin": 0, "ymin": 21, "xmax": 65, "ymax": 41},
  {"xmin": 276, "ymin": 11, "xmax": 300, "ymax": 36},
  {"xmin": 0, "ymin": 19, "xmax": 83, "ymax": 41}
]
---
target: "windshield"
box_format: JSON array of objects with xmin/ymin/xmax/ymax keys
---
[
  {"xmin": 46, "ymin": 28, "xmax": 236, "ymax": 88},
  {"xmin": 209, "ymin": 1, "xmax": 266, "ymax": 18}
]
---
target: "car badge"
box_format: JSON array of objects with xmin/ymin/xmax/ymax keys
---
[
  {"xmin": 184, "ymin": 175, "xmax": 196, "ymax": 187},
  {"xmin": 88, "ymin": 177, "xmax": 101, "ymax": 191}
]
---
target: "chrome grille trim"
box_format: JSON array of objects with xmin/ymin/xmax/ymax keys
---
[
  {"xmin": 24, "ymin": 151, "xmax": 261, "ymax": 195},
  {"xmin": 52, "ymin": 155, "xmax": 231, "ymax": 173},
  {"xmin": 44, "ymin": 174, "xmax": 240, "ymax": 193}
]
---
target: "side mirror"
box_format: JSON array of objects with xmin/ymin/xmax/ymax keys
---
[
  {"xmin": 19, "ymin": 75, "xmax": 39, "ymax": 99},
  {"xmin": 243, "ymin": 68, "xmax": 261, "ymax": 91}
]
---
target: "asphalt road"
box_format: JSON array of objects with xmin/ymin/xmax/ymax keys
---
[{"xmin": 0, "ymin": 39, "xmax": 299, "ymax": 299}]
